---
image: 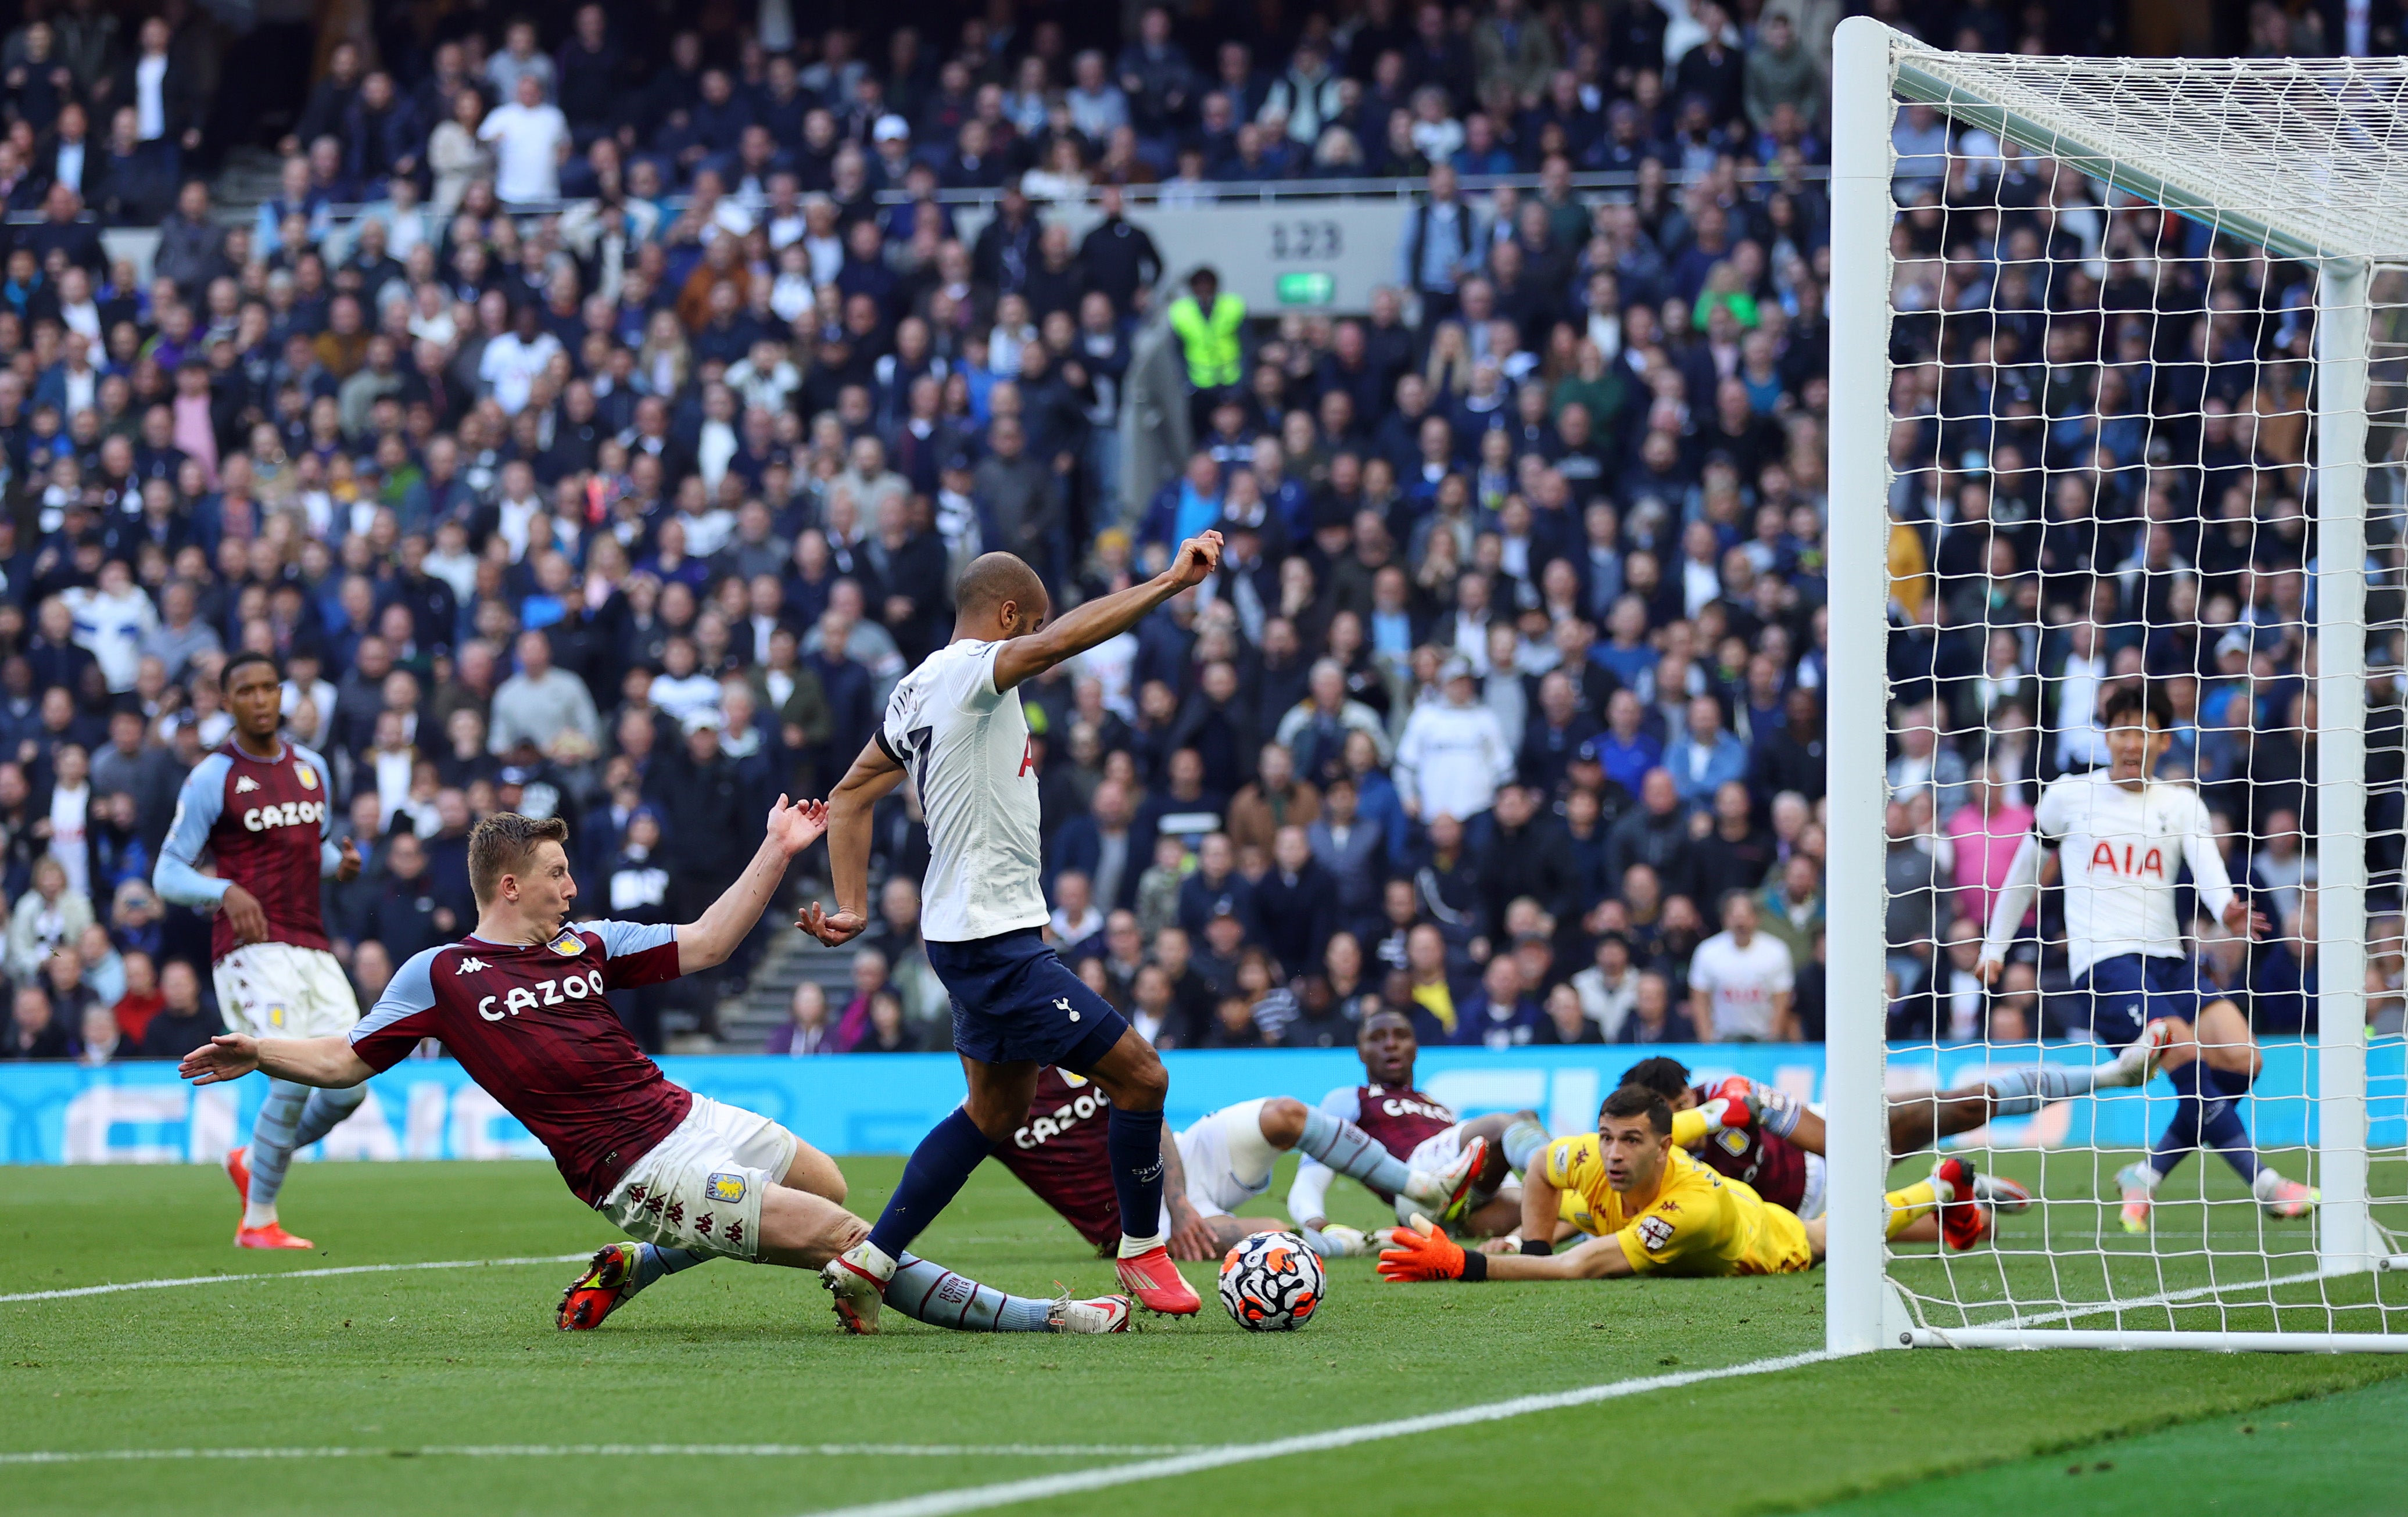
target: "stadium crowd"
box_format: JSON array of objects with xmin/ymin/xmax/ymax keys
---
[{"xmin": 0, "ymin": 0, "xmax": 2395, "ymax": 1068}]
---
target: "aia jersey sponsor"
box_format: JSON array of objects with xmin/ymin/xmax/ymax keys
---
[
  {"xmin": 2023, "ymin": 772, "xmax": 2236, "ymax": 978},
  {"xmin": 1689, "ymin": 1082, "xmax": 1807, "ymax": 1213},
  {"xmin": 992, "ymin": 1066, "xmax": 1122, "ymax": 1249},
  {"xmin": 161, "ymin": 739, "xmax": 338, "ymax": 961},
  {"xmin": 1326, "ymin": 1083, "xmax": 1456, "ymax": 1200},
  {"xmin": 350, "ymin": 921, "xmax": 688, "ymax": 1206}
]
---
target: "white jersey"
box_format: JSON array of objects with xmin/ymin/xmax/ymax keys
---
[
  {"xmin": 1686, "ymin": 929, "xmax": 1795, "ymax": 1040},
  {"xmin": 879, "ymin": 638, "xmax": 1048, "ymax": 942},
  {"xmin": 1986, "ymin": 771, "xmax": 2237, "ymax": 979}
]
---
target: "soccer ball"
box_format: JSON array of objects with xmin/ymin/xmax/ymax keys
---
[{"xmin": 1217, "ymin": 1231, "xmax": 1324, "ymax": 1331}]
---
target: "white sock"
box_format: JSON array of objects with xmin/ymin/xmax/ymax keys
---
[
  {"xmin": 2251, "ymin": 1168, "xmax": 2289, "ymax": 1201},
  {"xmin": 242, "ymin": 1202, "xmax": 277, "ymax": 1228},
  {"xmin": 1116, "ymin": 1229, "xmax": 1167, "ymax": 1259}
]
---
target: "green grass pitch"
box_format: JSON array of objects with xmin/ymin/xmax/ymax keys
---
[{"xmin": 5, "ymin": 1150, "xmax": 2406, "ymax": 1517}]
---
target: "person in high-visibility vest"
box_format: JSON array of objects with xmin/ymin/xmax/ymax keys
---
[{"xmin": 1166, "ymin": 265, "xmax": 1245, "ymax": 437}]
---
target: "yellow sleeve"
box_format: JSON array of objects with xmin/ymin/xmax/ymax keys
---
[
  {"xmin": 1614, "ymin": 1163, "xmax": 1718, "ymax": 1274},
  {"xmin": 1542, "ymin": 1135, "xmax": 1588, "ymax": 1189},
  {"xmin": 1670, "ymin": 1107, "xmax": 1708, "ymax": 1148}
]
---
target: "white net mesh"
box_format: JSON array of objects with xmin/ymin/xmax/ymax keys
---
[{"xmin": 1865, "ymin": 39, "xmax": 2408, "ymax": 1344}]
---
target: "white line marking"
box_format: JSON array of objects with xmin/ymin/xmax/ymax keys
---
[
  {"xmin": 0, "ymin": 1444, "xmax": 1201, "ymax": 1466},
  {"xmin": 1932, "ymin": 1266, "xmax": 2337, "ymax": 1332},
  {"xmin": 0, "ymin": 1254, "xmax": 591, "ymax": 1304},
  {"xmin": 795, "ymin": 1351, "xmax": 1833, "ymax": 1517}
]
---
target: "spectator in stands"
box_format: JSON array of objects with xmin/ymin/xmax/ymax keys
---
[
  {"xmin": 137, "ymin": 959, "xmax": 216, "ymax": 1060},
  {"xmin": 766, "ymin": 981, "xmax": 832, "ymax": 1056}
]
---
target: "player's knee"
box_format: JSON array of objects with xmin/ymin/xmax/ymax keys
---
[
  {"xmin": 1117, "ymin": 1049, "xmax": 1170, "ymax": 1108},
  {"xmin": 1257, "ymin": 1098, "xmax": 1309, "ymax": 1147}
]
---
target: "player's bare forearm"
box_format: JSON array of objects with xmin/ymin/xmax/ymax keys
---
[
  {"xmin": 1690, "ymin": 992, "xmax": 1715, "ymax": 1043},
  {"xmin": 182, "ymin": 1032, "xmax": 373, "ymax": 1089},
  {"xmin": 681, "ymin": 798, "xmax": 826, "ymax": 973},
  {"xmin": 801, "ymin": 744, "xmax": 906, "ymax": 944},
  {"xmin": 1488, "ymin": 1236, "xmax": 1631, "ymax": 1280},
  {"xmin": 992, "ymin": 532, "xmax": 1221, "ymax": 692}
]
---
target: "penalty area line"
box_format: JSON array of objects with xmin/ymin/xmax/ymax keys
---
[
  {"xmin": 797, "ymin": 1350, "xmax": 1835, "ymax": 1517},
  {"xmin": 0, "ymin": 1253, "xmax": 593, "ymax": 1304},
  {"xmin": 0, "ymin": 1444, "xmax": 1205, "ymax": 1466}
]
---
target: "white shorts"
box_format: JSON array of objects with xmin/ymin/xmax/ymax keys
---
[
  {"xmin": 213, "ymin": 942, "xmax": 359, "ymax": 1039},
  {"xmin": 1795, "ymin": 1152, "xmax": 1828, "ymax": 1222},
  {"xmin": 1174, "ymin": 1098, "xmax": 1282, "ymax": 1218},
  {"xmin": 599, "ymin": 1096, "xmax": 800, "ymax": 1263}
]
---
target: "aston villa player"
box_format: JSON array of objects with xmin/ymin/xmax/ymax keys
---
[
  {"xmin": 154, "ymin": 650, "xmax": 365, "ymax": 1250},
  {"xmin": 180, "ymin": 805, "xmax": 1129, "ymax": 1337}
]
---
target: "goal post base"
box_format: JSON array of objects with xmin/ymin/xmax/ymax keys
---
[{"xmin": 1905, "ymin": 1328, "xmax": 2408, "ymax": 1354}]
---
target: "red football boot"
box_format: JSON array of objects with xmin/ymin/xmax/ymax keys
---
[
  {"xmin": 1114, "ymin": 1246, "xmax": 1202, "ymax": 1315},
  {"xmin": 235, "ymin": 1221, "xmax": 315, "ymax": 1249},
  {"xmin": 557, "ymin": 1242, "xmax": 642, "ymax": 1330},
  {"xmin": 1932, "ymin": 1157, "xmax": 1991, "ymax": 1251}
]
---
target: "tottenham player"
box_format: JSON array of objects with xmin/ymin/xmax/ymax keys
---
[
  {"xmin": 153, "ymin": 650, "xmax": 365, "ymax": 1249},
  {"xmin": 1286, "ymin": 1006, "xmax": 1540, "ymax": 1246},
  {"xmin": 802, "ymin": 537, "xmax": 1226, "ymax": 1323},
  {"xmin": 180, "ymin": 807, "xmax": 1131, "ymax": 1336},
  {"xmin": 1978, "ymin": 686, "xmax": 2313, "ymax": 1230},
  {"xmin": 992, "ymin": 1067, "xmax": 1483, "ymax": 1260}
]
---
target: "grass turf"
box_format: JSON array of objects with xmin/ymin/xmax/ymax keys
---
[{"xmin": 3, "ymin": 1152, "xmax": 2404, "ymax": 1517}]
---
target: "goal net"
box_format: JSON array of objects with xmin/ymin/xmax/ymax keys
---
[{"xmin": 1824, "ymin": 18, "xmax": 2408, "ymax": 1353}]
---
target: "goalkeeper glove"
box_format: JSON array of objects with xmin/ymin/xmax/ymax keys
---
[
  {"xmin": 1708, "ymin": 1075, "xmax": 1762, "ymax": 1130},
  {"xmin": 1377, "ymin": 1214, "xmax": 1468, "ymax": 1282}
]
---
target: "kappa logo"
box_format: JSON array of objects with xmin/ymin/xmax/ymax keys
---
[
  {"xmin": 234, "ymin": 776, "xmax": 260, "ymax": 792},
  {"xmin": 705, "ymin": 1172, "xmax": 747, "ymax": 1204},
  {"xmin": 456, "ymin": 956, "xmax": 489, "ymax": 975}
]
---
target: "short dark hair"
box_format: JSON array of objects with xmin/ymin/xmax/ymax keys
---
[
  {"xmin": 1618, "ymin": 1056, "xmax": 1692, "ymax": 1102},
  {"xmin": 1601, "ymin": 1082, "xmax": 1673, "ymax": 1135},
  {"xmin": 220, "ymin": 649, "xmax": 281, "ymax": 690},
  {"xmin": 954, "ymin": 550, "xmax": 1047, "ymax": 621},
  {"xmin": 467, "ymin": 812, "xmax": 571, "ymax": 905},
  {"xmin": 2101, "ymin": 684, "xmax": 2173, "ymax": 729}
]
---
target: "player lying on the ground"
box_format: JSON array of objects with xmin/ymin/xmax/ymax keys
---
[
  {"xmin": 153, "ymin": 650, "xmax": 368, "ymax": 1250},
  {"xmin": 180, "ymin": 805, "xmax": 1129, "ymax": 1337},
  {"xmin": 802, "ymin": 537, "xmax": 1226, "ymax": 1324},
  {"xmin": 1614, "ymin": 1055, "xmax": 2094, "ymax": 1249},
  {"xmin": 989, "ymin": 1065, "xmax": 1483, "ymax": 1262},
  {"xmin": 1979, "ymin": 684, "xmax": 2314, "ymax": 1230},
  {"xmin": 1282, "ymin": 1006, "xmax": 1552, "ymax": 1248},
  {"xmin": 1377, "ymin": 1084, "xmax": 1985, "ymax": 1283}
]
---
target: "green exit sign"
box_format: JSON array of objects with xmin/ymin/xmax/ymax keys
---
[{"xmin": 1276, "ymin": 272, "xmax": 1335, "ymax": 306}]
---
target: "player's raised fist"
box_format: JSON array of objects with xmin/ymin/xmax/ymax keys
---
[
  {"xmin": 1166, "ymin": 530, "xmax": 1224, "ymax": 590},
  {"xmin": 795, "ymin": 901, "xmax": 868, "ymax": 947},
  {"xmin": 766, "ymin": 795, "xmax": 829, "ymax": 855}
]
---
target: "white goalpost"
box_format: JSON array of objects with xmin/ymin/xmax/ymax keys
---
[{"xmin": 1826, "ymin": 16, "xmax": 2408, "ymax": 1353}]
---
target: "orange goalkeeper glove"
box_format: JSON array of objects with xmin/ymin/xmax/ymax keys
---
[{"xmin": 1377, "ymin": 1216, "xmax": 1468, "ymax": 1282}]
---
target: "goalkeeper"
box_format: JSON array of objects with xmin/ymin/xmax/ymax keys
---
[
  {"xmin": 1976, "ymin": 685, "xmax": 2314, "ymax": 1231},
  {"xmin": 1377, "ymin": 1085, "xmax": 1980, "ymax": 1283}
]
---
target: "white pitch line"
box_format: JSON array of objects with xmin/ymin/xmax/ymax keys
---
[
  {"xmin": 1934, "ymin": 1265, "xmax": 2339, "ymax": 1333},
  {"xmin": 0, "ymin": 1254, "xmax": 591, "ymax": 1304},
  {"xmin": 0, "ymin": 1444, "xmax": 1201, "ymax": 1466},
  {"xmin": 795, "ymin": 1351, "xmax": 1834, "ymax": 1517}
]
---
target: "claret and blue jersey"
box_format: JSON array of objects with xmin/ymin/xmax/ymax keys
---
[{"xmin": 153, "ymin": 738, "xmax": 346, "ymax": 963}]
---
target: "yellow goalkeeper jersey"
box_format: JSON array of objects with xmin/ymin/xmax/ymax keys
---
[{"xmin": 1543, "ymin": 1135, "xmax": 1814, "ymax": 1277}]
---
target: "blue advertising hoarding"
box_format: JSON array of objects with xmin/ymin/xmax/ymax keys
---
[{"xmin": 1, "ymin": 1039, "xmax": 2398, "ymax": 1167}]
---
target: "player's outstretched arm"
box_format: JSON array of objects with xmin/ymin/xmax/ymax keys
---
[
  {"xmin": 800, "ymin": 744, "xmax": 908, "ymax": 947},
  {"xmin": 989, "ymin": 532, "xmax": 1223, "ymax": 694},
  {"xmin": 181, "ymin": 1032, "xmax": 374, "ymax": 1089},
  {"xmin": 678, "ymin": 797, "xmax": 827, "ymax": 974},
  {"xmin": 1973, "ymin": 832, "xmax": 2044, "ymax": 985}
]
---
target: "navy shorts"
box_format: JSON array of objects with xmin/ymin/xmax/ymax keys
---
[
  {"xmin": 2081, "ymin": 954, "xmax": 2212, "ymax": 1048},
  {"xmin": 926, "ymin": 928, "xmax": 1130, "ymax": 1070}
]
